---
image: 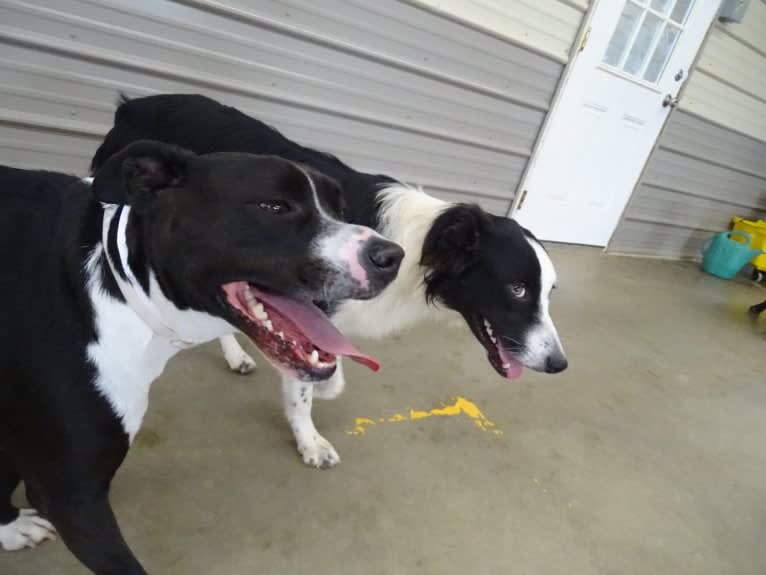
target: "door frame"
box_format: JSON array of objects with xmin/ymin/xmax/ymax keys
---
[{"xmin": 508, "ymin": 0, "xmax": 720, "ymax": 249}]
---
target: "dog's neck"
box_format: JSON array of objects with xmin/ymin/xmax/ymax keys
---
[
  {"xmin": 99, "ymin": 203, "xmax": 234, "ymax": 348},
  {"xmin": 101, "ymin": 204, "xmax": 195, "ymax": 348},
  {"xmin": 331, "ymin": 184, "xmax": 458, "ymax": 338},
  {"xmin": 87, "ymin": 204, "xmax": 234, "ymax": 440}
]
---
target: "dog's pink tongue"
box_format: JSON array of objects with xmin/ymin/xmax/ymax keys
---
[
  {"xmin": 251, "ymin": 288, "xmax": 380, "ymax": 372},
  {"xmin": 497, "ymin": 343, "xmax": 524, "ymax": 380}
]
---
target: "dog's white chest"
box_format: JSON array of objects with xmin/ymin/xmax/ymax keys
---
[
  {"xmin": 85, "ymin": 263, "xmax": 179, "ymax": 442},
  {"xmin": 84, "ymin": 206, "xmax": 237, "ymax": 441}
]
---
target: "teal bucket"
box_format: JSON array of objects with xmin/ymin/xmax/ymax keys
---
[{"xmin": 701, "ymin": 230, "xmax": 763, "ymax": 280}]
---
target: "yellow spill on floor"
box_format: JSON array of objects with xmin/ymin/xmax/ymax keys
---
[{"xmin": 347, "ymin": 396, "xmax": 502, "ymax": 436}]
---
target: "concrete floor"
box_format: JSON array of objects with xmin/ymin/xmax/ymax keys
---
[{"xmin": 3, "ymin": 245, "xmax": 766, "ymax": 574}]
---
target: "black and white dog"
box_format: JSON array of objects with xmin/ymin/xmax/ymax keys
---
[
  {"xmin": 0, "ymin": 141, "xmax": 403, "ymax": 573},
  {"xmin": 92, "ymin": 94, "xmax": 569, "ymax": 469}
]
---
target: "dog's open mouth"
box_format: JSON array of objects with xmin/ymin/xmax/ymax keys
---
[
  {"xmin": 468, "ymin": 315, "xmax": 524, "ymax": 380},
  {"xmin": 221, "ymin": 281, "xmax": 379, "ymax": 381}
]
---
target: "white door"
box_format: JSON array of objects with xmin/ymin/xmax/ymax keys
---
[{"xmin": 513, "ymin": 0, "xmax": 721, "ymax": 246}]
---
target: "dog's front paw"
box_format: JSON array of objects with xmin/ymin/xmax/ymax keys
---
[
  {"xmin": 297, "ymin": 435, "xmax": 341, "ymax": 469},
  {"xmin": 230, "ymin": 354, "xmax": 256, "ymax": 375},
  {"xmin": 224, "ymin": 348, "xmax": 256, "ymax": 374},
  {"xmin": 220, "ymin": 335, "xmax": 257, "ymax": 374},
  {"xmin": 0, "ymin": 509, "xmax": 57, "ymax": 551}
]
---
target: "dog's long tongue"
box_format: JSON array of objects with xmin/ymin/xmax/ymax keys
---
[
  {"xmin": 251, "ymin": 288, "xmax": 379, "ymax": 372},
  {"xmin": 497, "ymin": 342, "xmax": 524, "ymax": 380}
]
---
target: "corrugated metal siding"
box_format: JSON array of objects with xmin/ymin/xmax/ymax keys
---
[
  {"xmin": 0, "ymin": 0, "xmax": 568, "ymax": 215},
  {"xmin": 410, "ymin": 0, "xmax": 588, "ymax": 63},
  {"xmin": 608, "ymin": 111, "xmax": 766, "ymax": 259},
  {"xmin": 680, "ymin": 0, "xmax": 766, "ymax": 143}
]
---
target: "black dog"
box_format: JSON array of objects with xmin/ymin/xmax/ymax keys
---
[
  {"xmin": 91, "ymin": 93, "xmax": 568, "ymax": 469},
  {"xmin": 0, "ymin": 141, "xmax": 402, "ymax": 573},
  {"xmin": 750, "ymin": 300, "xmax": 766, "ymax": 318}
]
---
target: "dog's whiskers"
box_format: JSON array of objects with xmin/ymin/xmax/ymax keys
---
[{"xmin": 499, "ymin": 335, "xmax": 523, "ymax": 350}]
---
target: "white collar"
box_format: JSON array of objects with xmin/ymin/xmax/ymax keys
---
[{"xmin": 101, "ymin": 204, "xmax": 197, "ymax": 349}]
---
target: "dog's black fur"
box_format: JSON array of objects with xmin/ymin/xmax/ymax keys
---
[
  {"xmin": 93, "ymin": 94, "xmax": 568, "ymax": 378},
  {"xmin": 0, "ymin": 141, "xmax": 401, "ymax": 573},
  {"xmin": 92, "ymin": 94, "xmax": 393, "ymax": 232}
]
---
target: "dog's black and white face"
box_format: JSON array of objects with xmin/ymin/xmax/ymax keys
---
[
  {"xmin": 92, "ymin": 141, "xmax": 403, "ymax": 380},
  {"xmin": 422, "ymin": 204, "xmax": 567, "ymax": 379}
]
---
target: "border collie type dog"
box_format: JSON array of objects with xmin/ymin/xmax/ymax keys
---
[
  {"xmin": 0, "ymin": 141, "xmax": 403, "ymax": 573},
  {"xmin": 92, "ymin": 94, "xmax": 569, "ymax": 469}
]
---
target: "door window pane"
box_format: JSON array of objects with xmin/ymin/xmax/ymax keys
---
[
  {"xmin": 670, "ymin": 0, "xmax": 693, "ymax": 23},
  {"xmin": 623, "ymin": 12, "xmax": 662, "ymax": 75},
  {"xmin": 602, "ymin": 0, "xmax": 694, "ymax": 84},
  {"xmin": 643, "ymin": 24, "xmax": 680, "ymax": 82},
  {"xmin": 650, "ymin": 0, "xmax": 674, "ymax": 15},
  {"xmin": 603, "ymin": 2, "xmax": 644, "ymax": 67}
]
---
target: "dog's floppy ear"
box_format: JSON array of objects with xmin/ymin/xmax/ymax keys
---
[
  {"xmin": 421, "ymin": 203, "xmax": 491, "ymax": 303},
  {"xmin": 422, "ymin": 203, "xmax": 489, "ymax": 265},
  {"xmin": 91, "ymin": 140, "xmax": 192, "ymax": 209}
]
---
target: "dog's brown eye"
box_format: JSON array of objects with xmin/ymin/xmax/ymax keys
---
[
  {"xmin": 258, "ymin": 200, "xmax": 290, "ymax": 215},
  {"xmin": 509, "ymin": 283, "xmax": 526, "ymax": 298}
]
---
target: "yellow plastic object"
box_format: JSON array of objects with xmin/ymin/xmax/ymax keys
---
[{"xmin": 731, "ymin": 217, "xmax": 766, "ymax": 271}]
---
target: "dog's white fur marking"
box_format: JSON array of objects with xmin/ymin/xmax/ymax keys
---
[
  {"xmin": 298, "ymin": 166, "xmax": 388, "ymax": 290},
  {"xmin": 523, "ymin": 239, "xmax": 565, "ymax": 370},
  {"xmin": 296, "ymin": 164, "xmax": 329, "ymax": 220},
  {"xmin": 297, "ymin": 165, "xmax": 382, "ymax": 295},
  {"xmin": 312, "ymin": 359, "xmax": 346, "ymax": 400},
  {"xmin": 220, "ymin": 333, "xmax": 256, "ymax": 374},
  {"xmin": 85, "ymin": 245, "xmax": 174, "ymax": 441},
  {"xmin": 276, "ymin": 185, "xmax": 454, "ymax": 466},
  {"xmin": 86, "ymin": 208, "xmax": 235, "ymax": 441},
  {"xmin": 0, "ymin": 509, "xmax": 56, "ymax": 551},
  {"xmin": 332, "ymin": 185, "xmax": 454, "ymax": 338},
  {"xmin": 281, "ymin": 372, "xmax": 340, "ymax": 468}
]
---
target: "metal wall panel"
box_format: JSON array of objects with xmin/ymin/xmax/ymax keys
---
[
  {"xmin": 608, "ymin": 111, "xmax": 766, "ymax": 259},
  {"xmin": 0, "ymin": 0, "xmax": 567, "ymax": 215},
  {"xmin": 680, "ymin": 0, "xmax": 766, "ymax": 143},
  {"xmin": 411, "ymin": 0, "xmax": 589, "ymax": 63}
]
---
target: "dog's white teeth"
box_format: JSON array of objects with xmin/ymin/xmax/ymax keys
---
[
  {"xmin": 277, "ymin": 331, "xmax": 285, "ymax": 340},
  {"xmin": 264, "ymin": 320, "xmax": 273, "ymax": 332},
  {"xmin": 244, "ymin": 290, "xmax": 256, "ymax": 305},
  {"xmin": 490, "ymin": 335, "xmax": 497, "ymax": 344},
  {"xmin": 502, "ymin": 363, "xmax": 511, "ymax": 370},
  {"xmin": 483, "ymin": 318, "xmax": 494, "ymax": 338},
  {"xmin": 253, "ymin": 303, "xmax": 268, "ymax": 320},
  {"xmin": 309, "ymin": 350, "xmax": 319, "ymax": 365}
]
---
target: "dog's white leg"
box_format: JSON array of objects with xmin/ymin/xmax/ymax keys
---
[
  {"xmin": 312, "ymin": 359, "xmax": 346, "ymax": 400},
  {"xmin": 219, "ymin": 334, "xmax": 256, "ymax": 374},
  {"xmin": 0, "ymin": 509, "xmax": 56, "ymax": 551},
  {"xmin": 281, "ymin": 375, "xmax": 340, "ymax": 469}
]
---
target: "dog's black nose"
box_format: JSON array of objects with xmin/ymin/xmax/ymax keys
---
[
  {"xmin": 545, "ymin": 355, "xmax": 568, "ymax": 374},
  {"xmin": 366, "ymin": 239, "xmax": 404, "ymax": 276}
]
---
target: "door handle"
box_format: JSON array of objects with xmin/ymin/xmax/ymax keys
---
[{"xmin": 662, "ymin": 94, "xmax": 679, "ymax": 108}]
